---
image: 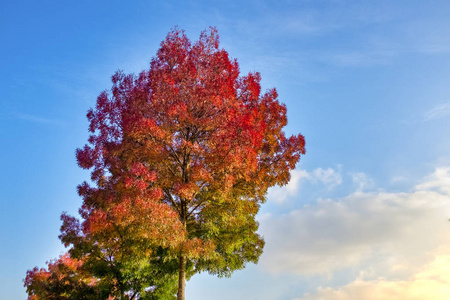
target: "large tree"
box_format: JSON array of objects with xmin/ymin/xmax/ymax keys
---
[{"xmin": 25, "ymin": 27, "xmax": 305, "ymax": 300}]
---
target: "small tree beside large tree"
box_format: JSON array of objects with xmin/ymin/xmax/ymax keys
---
[{"xmin": 25, "ymin": 27, "xmax": 305, "ymax": 300}]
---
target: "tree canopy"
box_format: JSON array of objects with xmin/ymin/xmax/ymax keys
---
[{"xmin": 25, "ymin": 27, "xmax": 305, "ymax": 300}]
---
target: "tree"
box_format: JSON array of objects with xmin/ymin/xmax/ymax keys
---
[{"xmin": 25, "ymin": 27, "xmax": 305, "ymax": 300}]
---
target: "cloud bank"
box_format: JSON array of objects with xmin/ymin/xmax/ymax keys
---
[
  {"xmin": 260, "ymin": 167, "xmax": 450, "ymax": 299},
  {"xmin": 297, "ymin": 255, "xmax": 450, "ymax": 300}
]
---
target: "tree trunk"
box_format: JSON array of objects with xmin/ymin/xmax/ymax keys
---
[
  {"xmin": 177, "ymin": 253, "xmax": 186, "ymax": 300},
  {"xmin": 178, "ymin": 198, "xmax": 187, "ymax": 300}
]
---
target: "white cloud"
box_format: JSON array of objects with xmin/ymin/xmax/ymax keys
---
[
  {"xmin": 416, "ymin": 167, "xmax": 450, "ymax": 195},
  {"xmin": 267, "ymin": 167, "xmax": 342, "ymax": 203},
  {"xmin": 259, "ymin": 167, "xmax": 450, "ymax": 280},
  {"xmin": 311, "ymin": 167, "xmax": 343, "ymax": 187},
  {"xmin": 268, "ymin": 169, "xmax": 309, "ymax": 203},
  {"xmin": 349, "ymin": 172, "xmax": 374, "ymax": 192}
]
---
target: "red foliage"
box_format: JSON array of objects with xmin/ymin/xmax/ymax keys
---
[{"xmin": 24, "ymin": 254, "xmax": 93, "ymax": 300}]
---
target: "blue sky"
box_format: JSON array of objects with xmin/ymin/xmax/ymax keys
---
[{"xmin": 2, "ymin": 0, "xmax": 450, "ymax": 299}]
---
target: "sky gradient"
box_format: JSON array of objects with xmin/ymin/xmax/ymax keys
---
[{"xmin": 2, "ymin": 0, "xmax": 450, "ymax": 299}]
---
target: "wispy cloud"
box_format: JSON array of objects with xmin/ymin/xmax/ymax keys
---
[
  {"xmin": 423, "ymin": 103, "xmax": 450, "ymax": 121},
  {"xmin": 324, "ymin": 49, "xmax": 397, "ymax": 67},
  {"xmin": 12, "ymin": 113, "xmax": 64, "ymax": 125}
]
